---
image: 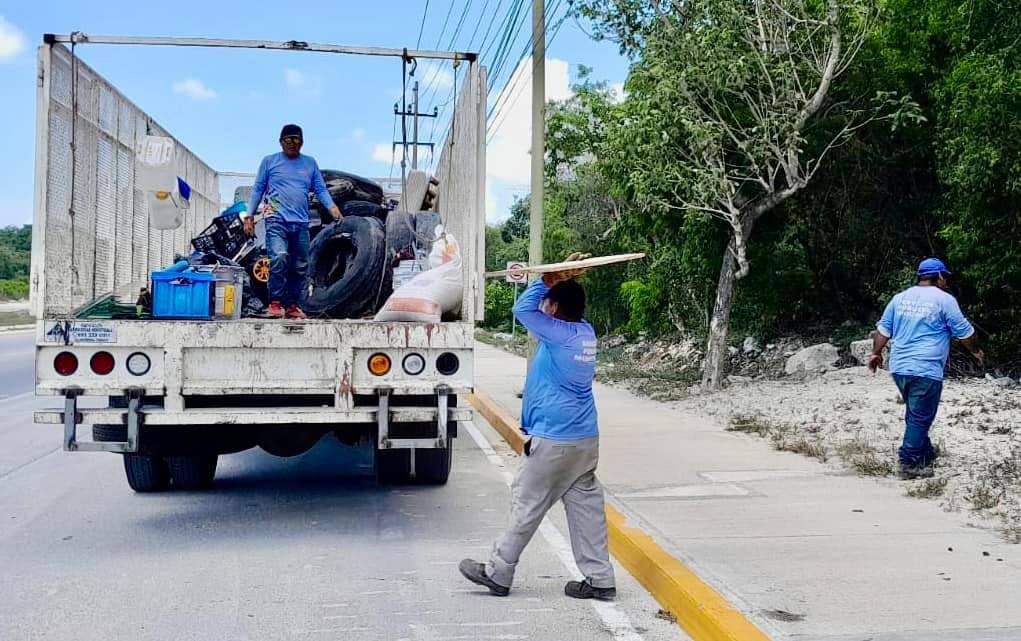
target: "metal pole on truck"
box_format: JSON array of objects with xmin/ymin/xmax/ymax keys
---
[{"xmin": 412, "ymin": 81, "xmax": 420, "ymax": 170}]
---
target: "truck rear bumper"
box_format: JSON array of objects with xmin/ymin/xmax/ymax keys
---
[{"xmin": 34, "ymin": 406, "xmax": 473, "ymax": 426}]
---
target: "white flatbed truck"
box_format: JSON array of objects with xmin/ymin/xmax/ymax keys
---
[{"xmin": 30, "ymin": 33, "xmax": 487, "ymax": 490}]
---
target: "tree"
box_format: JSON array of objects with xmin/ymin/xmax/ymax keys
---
[{"xmin": 581, "ymin": 0, "xmax": 918, "ymax": 387}]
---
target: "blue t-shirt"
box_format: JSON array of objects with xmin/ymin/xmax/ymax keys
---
[
  {"xmin": 877, "ymin": 285, "xmax": 975, "ymax": 381},
  {"xmin": 514, "ymin": 279, "xmax": 599, "ymax": 441},
  {"xmin": 246, "ymin": 153, "xmax": 334, "ymax": 224}
]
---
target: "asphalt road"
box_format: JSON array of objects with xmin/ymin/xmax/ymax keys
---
[{"xmin": 0, "ymin": 333, "xmax": 684, "ymax": 641}]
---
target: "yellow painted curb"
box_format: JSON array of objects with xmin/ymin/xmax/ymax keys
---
[
  {"xmin": 466, "ymin": 391, "xmax": 527, "ymax": 455},
  {"xmin": 467, "ymin": 389, "xmax": 771, "ymax": 641}
]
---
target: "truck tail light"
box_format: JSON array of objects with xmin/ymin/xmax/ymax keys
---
[
  {"xmin": 436, "ymin": 352, "xmax": 460, "ymax": 375},
  {"xmin": 126, "ymin": 352, "xmax": 151, "ymax": 376},
  {"xmin": 54, "ymin": 352, "xmax": 78, "ymax": 376},
  {"xmin": 402, "ymin": 353, "xmax": 426, "ymax": 375},
  {"xmin": 90, "ymin": 351, "xmax": 115, "ymax": 375},
  {"xmin": 368, "ymin": 353, "xmax": 392, "ymax": 376}
]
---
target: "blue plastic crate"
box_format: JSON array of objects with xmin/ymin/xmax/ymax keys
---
[{"xmin": 151, "ymin": 270, "xmax": 214, "ymax": 319}]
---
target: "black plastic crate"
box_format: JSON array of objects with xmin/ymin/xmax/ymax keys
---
[{"xmin": 191, "ymin": 216, "xmax": 249, "ymax": 258}]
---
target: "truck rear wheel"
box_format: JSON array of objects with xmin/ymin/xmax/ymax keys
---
[
  {"xmin": 414, "ymin": 445, "xmax": 452, "ymax": 485},
  {"xmin": 374, "ymin": 444, "xmax": 453, "ymax": 485},
  {"xmin": 123, "ymin": 454, "xmax": 171, "ymax": 493},
  {"xmin": 375, "ymin": 448, "xmax": 411, "ymax": 484},
  {"xmin": 166, "ymin": 454, "xmax": 218, "ymax": 490}
]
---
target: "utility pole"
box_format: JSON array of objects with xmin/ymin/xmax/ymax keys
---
[
  {"xmin": 393, "ymin": 94, "xmax": 438, "ymax": 175},
  {"xmin": 529, "ymin": 0, "xmax": 545, "ymax": 272}
]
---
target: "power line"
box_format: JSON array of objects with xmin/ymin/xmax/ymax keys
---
[
  {"xmin": 485, "ymin": 0, "xmax": 529, "ymax": 88},
  {"xmin": 432, "ymin": 0, "xmax": 458, "ymax": 50},
  {"xmin": 487, "ymin": 0, "xmax": 563, "ymax": 122},
  {"xmin": 416, "ymin": 0, "xmax": 431, "ymax": 48},
  {"xmin": 445, "ymin": 0, "xmax": 475, "ymax": 51},
  {"xmin": 464, "ymin": 0, "xmax": 493, "ymax": 51},
  {"xmin": 486, "ymin": 6, "xmax": 569, "ymax": 143}
]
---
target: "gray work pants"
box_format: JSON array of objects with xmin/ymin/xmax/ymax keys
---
[{"xmin": 486, "ymin": 436, "xmax": 615, "ymax": 589}]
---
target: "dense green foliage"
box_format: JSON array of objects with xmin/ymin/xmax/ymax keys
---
[
  {"xmin": 485, "ymin": 0, "xmax": 1020, "ymax": 365},
  {"xmin": 0, "ymin": 226, "xmax": 31, "ymax": 300}
]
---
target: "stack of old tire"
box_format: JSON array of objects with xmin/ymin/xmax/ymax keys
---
[{"xmin": 303, "ymin": 170, "xmax": 395, "ymax": 319}]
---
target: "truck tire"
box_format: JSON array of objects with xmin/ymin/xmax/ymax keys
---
[
  {"xmin": 304, "ymin": 217, "xmax": 388, "ymax": 318},
  {"xmin": 166, "ymin": 454, "xmax": 218, "ymax": 490},
  {"xmin": 414, "ymin": 444, "xmax": 453, "ymax": 485},
  {"xmin": 341, "ymin": 200, "xmax": 388, "ymax": 219},
  {"xmin": 123, "ymin": 454, "xmax": 171, "ymax": 493},
  {"xmin": 375, "ymin": 448, "xmax": 411, "ymax": 485},
  {"xmin": 320, "ymin": 170, "xmax": 385, "ymax": 205},
  {"xmin": 386, "ymin": 211, "xmax": 415, "ymax": 258}
]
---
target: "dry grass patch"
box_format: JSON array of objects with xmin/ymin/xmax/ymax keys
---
[
  {"xmin": 727, "ymin": 414, "xmax": 774, "ymax": 437},
  {"xmin": 906, "ymin": 477, "xmax": 948, "ymax": 499},
  {"xmin": 836, "ymin": 439, "xmax": 895, "ymax": 477}
]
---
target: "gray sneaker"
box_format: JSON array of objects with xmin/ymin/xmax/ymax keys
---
[
  {"xmin": 565, "ymin": 580, "xmax": 616, "ymax": 601},
  {"xmin": 459, "ymin": 559, "xmax": 510, "ymax": 597}
]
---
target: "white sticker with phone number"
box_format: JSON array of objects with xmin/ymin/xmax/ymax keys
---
[{"xmin": 44, "ymin": 322, "xmax": 116, "ymax": 344}]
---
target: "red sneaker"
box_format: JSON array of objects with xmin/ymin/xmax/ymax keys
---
[
  {"xmin": 285, "ymin": 305, "xmax": 307, "ymax": 320},
  {"xmin": 267, "ymin": 302, "xmax": 285, "ymax": 318}
]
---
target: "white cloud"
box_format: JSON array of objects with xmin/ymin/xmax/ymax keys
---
[
  {"xmin": 485, "ymin": 57, "xmax": 572, "ymax": 221},
  {"xmin": 372, "ymin": 143, "xmax": 396, "ymax": 164},
  {"xmin": 0, "ymin": 16, "xmax": 26, "ymax": 62},
  {"xmin": 172, "ymin": 78, "xmax": 217, "ymax": 101},
  {"xmin": 418, "ymin": 62, "xmax": 454, "ymax": 92},
  {"xmin": 284, "ymin": 68, "xmax": 323, "ymax": 99}
]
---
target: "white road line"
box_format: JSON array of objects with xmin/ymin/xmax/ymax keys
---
[{"xmin": 463, "ymin": 421, "xmax": 647, "ymax": 641}]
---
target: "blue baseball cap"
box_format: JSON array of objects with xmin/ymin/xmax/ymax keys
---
[{"xmin": 917, "ymin": 257, "xmax": 951, "ymax": 277}]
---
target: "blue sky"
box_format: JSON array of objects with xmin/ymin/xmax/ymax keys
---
[{"xmin": 0, "ymin": 1, "xmax": 628, "ymax": 228}]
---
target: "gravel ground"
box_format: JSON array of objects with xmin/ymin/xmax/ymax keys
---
[{"xmin": 668, "ymin": 367, "xmax": 1021, "ymax": 543}]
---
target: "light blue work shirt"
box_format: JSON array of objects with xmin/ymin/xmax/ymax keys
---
[
  {"xmin": 246, "ymin": 152, "xmax": 334, "ymax": 224},
  {"xmin": 514, "ymin": 279, "xmax": 599, "ymax": 441},
  {"xmin": 877, "ymin": 285, "xmax": 975, "ymax": 381}
]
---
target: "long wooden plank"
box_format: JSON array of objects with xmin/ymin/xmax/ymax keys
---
[{"xmin": 483, "ymin": 252, "xmax": 646, "ymax": 279}]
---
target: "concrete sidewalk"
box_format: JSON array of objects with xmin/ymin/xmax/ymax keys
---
[{"xmin": 474, "ymin": 342, "xmax": 1021, "ymax": 641}]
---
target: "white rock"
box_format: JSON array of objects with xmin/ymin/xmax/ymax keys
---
[
  {"xmin": 492, "ymin": 332, "xmax": 513, "ymax": 342},
  {"xmin": 785, "ymin": 343, "xmax": 840, "ymax": 377},
  {"xmin": 728, "ymin": 346, "xmax": 739, "ymax": 356},
  {"xmin": 727, "ymin": 375, "xmax": 753, "ymax": 385},
  {"xmin": 742, "ymin": 336, "xmax": 761, "ymax": 355}
]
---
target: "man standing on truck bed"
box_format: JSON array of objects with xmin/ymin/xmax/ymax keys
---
[
  {"xmin": 460, "ymin": 253, "xmax": 616, "ymax": 601},
  {"xmin": 869, "ymin": 257, "xmax": 984, "ymax": 479},
  {"xmin": 247, "ymin": 124, "xmax": 342, "ymax": 319}
]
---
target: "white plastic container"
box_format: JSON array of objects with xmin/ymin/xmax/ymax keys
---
[{"xmin": 136, "ymin": 136, "xmax": 178, "ymax": 192}]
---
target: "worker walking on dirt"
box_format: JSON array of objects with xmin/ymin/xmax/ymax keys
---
[
  {"xmin": 460, "ymin": 253, "xmax": 616, "ymax": 600},
  {"xmin": 869, "ymin": 257, "xmax": 984, "ymax": 479},
  {"xmin": 246, "ymin": 124, "xmax": 342, "ymax": 319}
]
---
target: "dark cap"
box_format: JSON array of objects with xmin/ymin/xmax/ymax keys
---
[{"xmin": 280, "ymin": 124, "xmax": 303, "ymax": 140}]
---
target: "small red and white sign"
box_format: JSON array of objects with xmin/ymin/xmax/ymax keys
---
[{"xmin": 505, "ymin": 261, "xmax": 528, "ymax": 283}]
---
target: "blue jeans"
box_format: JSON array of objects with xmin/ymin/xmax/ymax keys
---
[
  {"xmin": 265, "ymin": 218, "xmax": 310, "ymax": 307},
  {"xmin": 892, "ymin": 374, "xmax": 943, "ymax": 467}
]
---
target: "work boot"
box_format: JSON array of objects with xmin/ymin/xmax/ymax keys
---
[
  {"xmin": 458, "ymin": 559, "xmax": 509, "ymax": 597},
  {"xmin": 285, "ymin": 304, "xmax": 307, "ymax": 320},
  {"xmin": 267, "ymin": 302, "xmax": 285, "ymax": 319},
  {"xmin": 564, "ymin": 580, "xmax": 616, "ymax": 601}
]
